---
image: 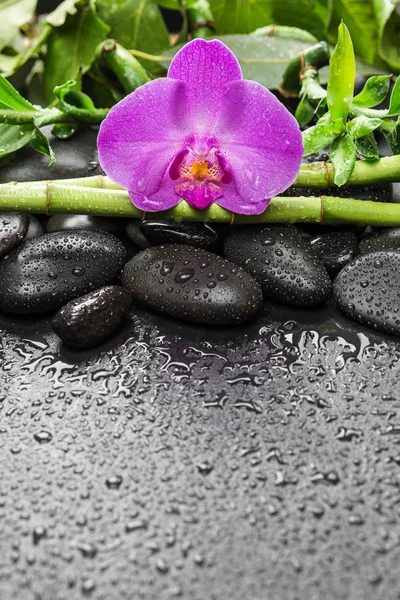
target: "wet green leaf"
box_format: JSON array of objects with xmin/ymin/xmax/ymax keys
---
[
  {"xmin": 0, "ymin": 73, "xmax": 35, "ymax": 111},
  {"xmin": 353, "ymin": 75, "xmax": 391, "ymax": 108},
  {"xmin": 347, "ymin": 116, "xmax": 382, "ymax": 139},
  {"xmin": 327, "ymin": 22, "xmax": 355, "ymax": 123},
  {"xmin": 97, "ymin": 0, "xmax": 169, "ymax": 56},
  {"xmin": 295, "ymin": 95, "xmax": 315, "ymax": 127},
  {"xmin": 0, "ymin": 122, "xmax": 34, "ymax": 158},
  {"xmin": 208, "ymin": 0, "xmax": 328, "ymax": 40},
  {"xmin": 330, "ymin": 133, "xmax": 357, "ymax": 186},
  {"xmin": 380, "ymin": 118, "xmax": 400, "ymax": 154},
  {"xmin": 387, "ymin": 76, "xmax": 400, "ymax": 116},
  {"xmin": 43, "ymin": 0, "xmax": 110, "ymax": 104},
  {"xmin": 302, "ymin": 123, "xmax": 338, "ymax": 156},
  {"xmin": 30, "ymin": 126, "xmax": 55, "ymax": 164},
  {"xmin": 354, "ymin": 132, "xmax": 379, "ymax": 160}
]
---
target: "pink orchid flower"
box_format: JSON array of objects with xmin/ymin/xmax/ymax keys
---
[{"xmin": 98, "ymin": 38, "xmax": 303, "ymax": 215}]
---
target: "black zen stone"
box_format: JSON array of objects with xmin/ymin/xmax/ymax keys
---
[
  {"xmin": 25, "ymin": 215, "xmax": 44, "ymax": 240},
  {"xmin": 121, "ymin": 244, "xmax": 263, "ymax": 325},
  {"xmin": 126, "ymin": 221, "xmax": 151, "ymax": 249},
  {"xmin": 223, "ymin": 225, "xmax": 331, "ymax": 307},
  {"xmin": 0, "ymin": 212, "xmax": 29, "ymax": 258},
  {"xmin": 359, "ymin": 228, "xmax": 400, "ymax": 254},
  {"xmin": 309, "ymin": 231, "xmax": 359, "ymax": 278},
  {"xmin": 334, "ymin": 251, "xmax": 400, "ymax": 336},
  {"xmin": 140, "ymin": 220, "xmax": 220, "ymax": 251},
  {"xmin": 0, "ymin": 230, "xmax": 127, "ymax": 314},
  {"xmin": 47, "ymin": 213, "xmax": 121, "ymax": 236},
  {"xmin": 52, "ymin": 286, "xmax": 132, "ymax": 347}
]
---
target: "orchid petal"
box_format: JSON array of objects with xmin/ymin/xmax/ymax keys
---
[
  {"xmin": 216, "ymin": 80, "xmax": 304, "ymax": 202},
  {"xmin": 98, "ymin": 78, "xmax": 190, "ymax": 197},
  {"xmin": 129, "ymin": 171, "xmax": 182, "ymax": 212},
  {"xmin": 168, "ymin": 39, "xmax": 242, "ymax": 133},
  {"xmin": 217, "ymin": 184, "xmax": 271, "ymax": 216}
]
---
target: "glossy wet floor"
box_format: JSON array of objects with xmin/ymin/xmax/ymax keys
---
[{"xmin": 0, "ymin": 299, "xmax": 399, "ymax": 600}]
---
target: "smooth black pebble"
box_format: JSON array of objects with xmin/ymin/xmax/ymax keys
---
[
  {"xmin": 126, "ymin": 221, "xmax": 150, "ymax": 249},
  {"xmin": 139, "ymin": 220, "xmax": 220, "ymax": 251},
  {"xmin": 334, "ymin": 251, "xmax": 400, "ymax": 336},
  {"xmin": 47, "ymin": 213, "xmax": 121, "ymax": 236},
  {"xmin": 360, "ymin": 228, "xmax": 400, "ymax": 254},
  {"xmin": 25, "ymin": 215, "xmax": 44, "ymax": 240},
  {"xmin": 309, "ymin": 231, "xmax": 359, "ymax": 278},
  {"xmin": 0, "ymin": 230, "xmax": 127, "ymax": 314},
  {"xmin": 121, "ymin": 244, "xmax": 263, "ymax": 325},
  {"xmin": 223, "ymin": 225, "xmax": 331, "ymax": 307},
  {"xmin": 0, "ymin": 212, "xmax": 29, "ymax": 258},
  {"xmin": 52, "ymin": 286, "xmax": 132, "ymax": 347}
]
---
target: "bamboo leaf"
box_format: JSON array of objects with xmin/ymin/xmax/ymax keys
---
[
  {"xmin": 331, "ymin": 134, "xmax": 357, "ymax": 186},
  {"xmin": 327, "ymin": 22, "xmax": 355, "ymax": 123}
]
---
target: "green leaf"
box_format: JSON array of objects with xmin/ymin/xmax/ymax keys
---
[
  {"xmin": 295, "ymin": 95, "xmax": 315, "ymax": 128},
  {"xmin": 325, "ymin": 0, "xmax": 400, "ymax": 71},
  {"xmin": 0, "ymin": 122, "xmax": 34, "ymax": 158},
  {"xmin": 208, "ymin": 0, "xmax": 328, "ymax": 41},
  {"xmin": 353, "ymin": 75, "xmax": 391, "ymax": 108},
  {"xmin": 0, "ymin": 0, "xmax": 36, "ymax": 52},
  {"xmin": 387, "ymin": 76, "xmax": 400, "ymax": 116},
  {"xmin": 45, "ymin": 0, "xmax": 81, "ymax": 27},
  {"xmin": 43, "ymin": 1, "xmax": 110, "ymax": 104},
  {"xmin": 325, "ymin": 0, "xmax": 378, "ymax": 66},
  {"xmin": 0, "ymin": 73, "xmax": 35, "ymax": 111},
  {"xmin": 327, "ymin": 22, "xmax": 355, "ymax": 123},
  {"xmin": 302, "ymin": 123, "xmax": 338, "ymax": 156},
  {"xmin": 330, "ymin": 134, "xmax": 357, "ymax": 186},
  {"xmin": 30, "ymin": 126, "xmax": 55, "ymax": 165},
  {"xmin": 380, "ymin": 118, "xmax": 400, "ymax": 154},
  {"xmin": 347, "ymin": 116, "xmax": 382, "ymax": 139},
  {"xmin": 354, "ymin": 132, "xmax": 379, "ymax": 160},
  {"xmin": 251, "ymin": 25, "xmax": 318, "ymax": 43},
  {"xmin": 374, "ymin": 0, "xmax": 400, "ymax": 70},
  {"xmin": 96, "ymin": 0, "xmax": 169, "ymax": 55},
  {"xmin": 165, "ymin": 34, "xmax": 327, "ymax": 90}
]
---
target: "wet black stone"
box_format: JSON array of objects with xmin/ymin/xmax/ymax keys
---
[
  {"xmin": 52, "ymin": 286, "xmax": 132, "ymax": 348},
  {"xmin": 309, "ymin": 231, "xmax": 359, "ymax": 278},
  {"xmin": 126, "ymin": 220, "xmax": 150, "ymax": 249},
  {"xmin": 121, "ymin": 244, "xmax": 263, "ymax": 325},
  {"xmin": 223, "ymin": 225, "xmax": 331, "ymax": 307},
  {"xmin": 0, "ymin": 230, "xmax": 127, "ymax": 314},
  {"xmin": 334, "ymin": 251, "xmax": 400, "ymax": 336},
  {"xmin": 0, "ymin": 126, "xmax": 102, "ymax": 182},
  {"xmin": 140, "ymin": 220, "xmax": 220, "ymax": 251},
  {"xmin": 0, "ymin": 212, "xmax": 29, "ymax": 258},
  {"xmin": 359, "ymin": 228, "xmax": 400, "ymax": 255},
  {"xmin": 25, "ymin": 215, "xmax": 44, "ymax": 240},
  {"xmin": 47, "ymin": 213, "xmax": 121, "ymax": 236}
]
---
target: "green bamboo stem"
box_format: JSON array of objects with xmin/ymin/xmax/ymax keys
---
[
  {"xmin": 295, "ymin": 155, "xmax": 400, "ymax": 187},
  {"xmin": 26, "ymin": 154, "xmax": 400, "ymax": 190},
  {"xmin": 3, "ymin": 180, "xmax": 400, "ymax": 226},
  {"xmin": 96, "ymin": 40, "xmax": 151, "ymax": 94}
]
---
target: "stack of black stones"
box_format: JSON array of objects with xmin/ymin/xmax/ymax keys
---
[{"xmin": 0, "ymin": 128, "xmax": 400, "ymax": 347}]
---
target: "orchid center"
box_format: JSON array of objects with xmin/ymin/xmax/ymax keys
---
[{"xmin": 169, "ymin": 138, "xmax": 232, "ymax": 210}]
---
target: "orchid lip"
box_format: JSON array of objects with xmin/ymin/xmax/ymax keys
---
[{"xmin": 168, "ymin": 138, "xmax": 232, "ymax": 210}]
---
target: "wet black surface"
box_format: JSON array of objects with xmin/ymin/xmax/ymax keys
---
[{"xmin": 1, "ymin": 130, "xmax": 400, "ymax": 600}]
